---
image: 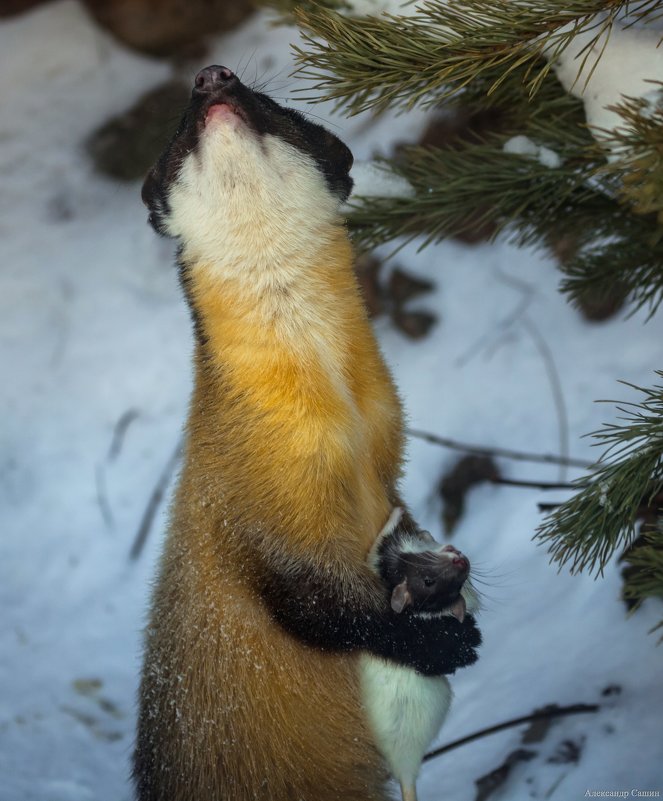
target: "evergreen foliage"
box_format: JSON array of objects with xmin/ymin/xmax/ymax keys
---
[
  {"xmin": 264, "ymin": 0, "xmax": 663, "ymax": 627},
  {"xmin": 283, "ymin": 1, "xmax": 663, "ymax": 315},
  {"xmin": 537, "ymin": 375, "xmax": 663, "ymax": 589},
  {"xmin": 291, "ymin": 0, "xmax": 661, "ymax": 111},
  {"xmin": 602, "ymin": 91, "xmax": 663, "ymax": 224},
  {"xmin": 622, "ymin": 532, "xmax": 663, "ymax": 631}
]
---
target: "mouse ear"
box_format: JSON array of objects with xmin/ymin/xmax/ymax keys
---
[
  {"xmin": 391, "ymin": 580, "xmax": 413, "ymax": 613},
  {"xmin": 448, "ymin": 595, "xmax": 466, "ymax": 623}
]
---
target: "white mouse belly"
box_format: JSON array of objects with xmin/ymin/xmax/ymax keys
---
[{"xmin": 360, "ymin": 654, "xmax": 452, "ymax": 788}]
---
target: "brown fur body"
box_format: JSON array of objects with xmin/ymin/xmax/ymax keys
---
[{"xmin": 136, "ymin": 231, "xmax": 404, "ymax": 800}]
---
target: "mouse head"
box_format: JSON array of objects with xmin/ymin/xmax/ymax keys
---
[
  {"xmin": 141, "ymin": 66, "xmax": 353, "ymax": 262},
  {"xmin": 391, "ymin": 546, "xmax": 470, "ymax": 618}
]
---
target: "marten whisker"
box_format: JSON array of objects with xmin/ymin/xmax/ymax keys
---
[
  {"xmin": 250, "ymin": 66, "xmax": 293, "ymax": 96},
  {"xmin": 235, "ymin": 49, "xmax": 258, "ymax": 85}
]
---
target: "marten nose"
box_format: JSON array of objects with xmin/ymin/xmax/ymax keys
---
[{"xmin": 194, "ymin": 66, "xmax": 236, "ymax": 93}]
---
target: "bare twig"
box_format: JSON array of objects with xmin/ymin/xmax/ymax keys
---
[
  {"xmin": 95, "ymin": 464, "xmax": 114, "ymax": 530},
  {"xmin": 465, "ymin": 265, "xmax": 571, "ymax": 482},
  {"xmin": 538, "ymin": 502, "xmax": 563, "ymax": 512},
  {"xmin": 521, "ymin": 315, "xmax": 570, "ymax": 483},
  {"xmin": 423, "ymin": 703, "xmax": 600, "ymax": 763},
  {"xmin": 455, "ymin": 289, "xmax": 533, "ymax": 368},
  {"xmin": 129, "ymin": 438, "xmax": 184, "ymax": 561},
  {"xmin": 407, "ymin": 428, "xmax": 593, "ymax": 469},
  {"xmin": 95, "ymin": 408, "xmax": 142, "ymax": 530},
  {"xmin": 491, "ymin": 476, "xmax": 579, "ymax": 491},
  {"xmin": 108, "ymin": 408, "xmax": 141, "ymax": 461}
]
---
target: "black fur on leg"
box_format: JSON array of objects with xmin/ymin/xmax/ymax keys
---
[{"xmin": 259, "ymin": 544, "xmax": 481, "ymax": 676}]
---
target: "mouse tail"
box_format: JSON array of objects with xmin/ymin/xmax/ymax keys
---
[{"xmin": 400, "ymin": 782, "xmax": 418, "ymax": 801}]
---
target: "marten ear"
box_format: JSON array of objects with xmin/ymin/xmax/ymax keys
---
[
  {"xmin": 391, "ymin": 580, "xmax": 413, "ymax": 613},
  {"xmin": 327, "ymin": 132, "xmax": 354, "ymax": 203},
  {"xmin": 318, "ymin": 130, "xmax": 354, "ymax": 203},
  {"xmin": 324, "ymin": 131, "xmax": 353, "ymax": 174}
]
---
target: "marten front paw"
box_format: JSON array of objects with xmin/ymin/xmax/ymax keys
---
[{"xmin": 388, "ymin": 611, "xmax": 482, "ymax": 676}]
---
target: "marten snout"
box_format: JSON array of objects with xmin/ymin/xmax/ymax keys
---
[
  {"xmin": 141, "ymin": 65, "xmax": 355, "ymax": 239},
  {"xmin": 193, "ymin": 65, "xmax": 236, "ymax": 94}
]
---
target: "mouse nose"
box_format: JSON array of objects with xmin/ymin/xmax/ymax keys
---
[
  {"xmin": 452, "ymin": 555, "xmax": 470, "ymax": 574},
  {"xmin": 194, "ymin": 65, "xmax": 236, "ymax": 93}
]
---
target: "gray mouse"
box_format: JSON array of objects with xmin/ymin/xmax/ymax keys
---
[{"xmin": 361, "ymin": 508, "xmax": 480, "ymax": 801}]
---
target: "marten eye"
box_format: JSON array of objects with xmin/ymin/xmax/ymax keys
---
[{"xmin": 424, "ymin": 578, "xmax": 435, "ymax": 587}]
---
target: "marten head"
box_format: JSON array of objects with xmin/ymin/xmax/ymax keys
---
[{"xmin": 141, "ymin": 66, "xmax": 354, "ymax": 260}]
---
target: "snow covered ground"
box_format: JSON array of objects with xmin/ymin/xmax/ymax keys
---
[{"xmin": 1, "ymin": 3, "xmax": 661, "ymax": 801}]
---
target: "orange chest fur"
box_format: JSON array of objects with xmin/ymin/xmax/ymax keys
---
[{"xmin": 186, "ymin": 254, "xmax": 404, "ymax": 555}]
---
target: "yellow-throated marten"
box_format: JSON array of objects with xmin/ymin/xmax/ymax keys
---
[{"xmin": 134, "ymin": 65, "xmax": 481, "ymax": 801}]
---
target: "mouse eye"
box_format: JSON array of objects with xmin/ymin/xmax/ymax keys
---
[{"xmin": 424, "ymin": 578, "xmax": 435, "ymax": 587}]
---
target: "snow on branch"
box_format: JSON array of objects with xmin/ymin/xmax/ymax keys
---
[
  {"xmin": 548, "ymin": 21, "xmax": 663, "ymax": 158},
  {"xmin": 350, "ymin": 160, "xmax": 415, "ymax": 199}
]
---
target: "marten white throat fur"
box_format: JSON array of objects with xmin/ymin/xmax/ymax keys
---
[{"xmin": 134, "ymin": 65, "xmax": 481, "ymax": 801}]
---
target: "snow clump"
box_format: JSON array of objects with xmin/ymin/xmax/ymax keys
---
[
  {"xmin": 346, "ymin": 0, "xmax": 415, "ymax": 16},
  {"xmin": 502, "ymin": 135, "xmax": 562, "ymax": 169},
  {"xmin": 350, "ymin": 161, "xmax": 416, "ymax": 199},
  {"xmin": 548, "ymin": 21, "xmax": 663, "ymax": 160}
]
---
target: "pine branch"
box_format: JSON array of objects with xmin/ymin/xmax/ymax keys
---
[
  {"xmin": 284, "ymin": 0, "xmax": 663, "ymax": 314},
  {"xmin": 348, "ymin": 164, "xmax": 663, "ymax": 316},
  {"xmin": 344, "ymin": 71, "xmax": 663, "ymax": 314},
  {"xmin": 536, "ymin": 373, "xmax": 663, "ymax": 577},
  {"xmin": 342, "ymin": 64, "xmax": 600, "ymax": 246},
  {"xmin": 291, "ymin": 0, "xmax": 660, "ymax": 114},
  {"xmin": 347, "ymin": 139, "xmax": 607, "ymax": 249},
  {"xmin": 622, "ymin": 529, "xmax": 663, "ymax": 631},
  {"xmin": 561, "ymin": 233, "xmax": 663, "ymax": 318},
  {"xmin": 457, "ymin": 59, "xmax": 591, "ymax": 142},
  {"xmin": 598, "ymin": 88, "xmax": 663, "ymax": 222}
]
